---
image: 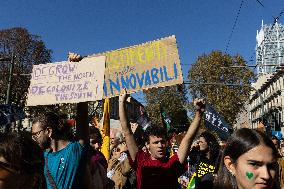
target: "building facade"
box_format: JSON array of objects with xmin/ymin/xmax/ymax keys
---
[
  {"xmin": 109, "ymin": 96, "xmax": 145, "ymax": 121},
  {"xmin": 256, "ymin": 20, "xmax": 284, "ymax": 75},
  {"xmin": 249, "ymin": 71, "xmax": 284, "ymax": 135},
  {"xmin": 233, "ymin": 102, "xmax": 250, "ymax": 130}
]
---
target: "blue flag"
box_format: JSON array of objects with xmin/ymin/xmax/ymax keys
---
[{"xmin": 204, "ymin": 104, "xmax": 232, "ymax": 140}]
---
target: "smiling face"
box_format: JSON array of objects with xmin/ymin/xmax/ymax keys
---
[
  {"xmin": 147, "ymin": 135, "xmax": 166, "ymax": 160},
  {"xmin": 225, "ymin": 144, "xmax": 278, "ymax": 189}
]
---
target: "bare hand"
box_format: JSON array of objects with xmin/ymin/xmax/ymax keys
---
[
  {"xmin": 68, "ymin": 52, "xmax": 83, "ymax": 62},
  {"xmin": 119, "ymin": 88, "xmax": 128, "ymax": 104},
  {"xmin": 119, "ymin": 142, "xmax": 128, "ymax": 152},
  {"xmin": 194, "ymin": 98, "xmax": 206, "ymax": 112}
]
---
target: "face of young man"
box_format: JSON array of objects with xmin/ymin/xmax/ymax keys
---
[
  {"xmin": 227, "ymin": 144, "xmax": 277, "ymax": 189},
  {"xmin": 31, "ymin": 122, "xmax": 51, "ymax": 150},
  {"xmin": 147, "ymin": 135, "xmax": 166, "ymax": 160}
]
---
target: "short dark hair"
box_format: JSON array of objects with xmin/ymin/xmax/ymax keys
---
[
  {"xmin": 214, "ymin": 128, "xmax": 278, "ymax": 189},
  {"xmin": 271, "ymin": 135, "xmax": 280, "ymax": 145},
  {"xmin": 32, "ymin": 112, "xmax": 72, "ymax": 140},
  {"xmin": 144, "ymin": 125, "xmax": 166, "ymax": 142},
  {"xmin": 89, "ymin": 126, "xmax": 102, "ymax": 144}
]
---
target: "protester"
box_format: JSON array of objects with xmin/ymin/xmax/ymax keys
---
[
  {"xmin": 119, "ymin": 88, "xmax": 205, "ymax": 189},
  {"xmin": 31, "ymin": 53, "xmax": 91, "ymax": 189},
  {"xmin": 214, "ymin": 128, "xmax": 279, "ymax": 189},
  {"xmin": 277, "ymin": 142, "xmax": 284, "ymax": 189},
  {"xmin": 110, "ymin": 130, "xmax": 122, "ymax": 153},
  {"xmin": 107, "ymin": 141, "xmax": 134, "ymax": 189},
  {"xmin": 0, "ymin": 132, "xmax": 44, "ymax": 189},
  {"xmin": 280, "ymin": 143, "xmax": 284, "ymax": 158},
  {"xmin": 279, "ymin": 157, "xmax": 284, "ymax": 189},
  {"xmin": 186, "ymin": 131, "xmax": 221, "ymax": 189},
  {"xmin": 89, "ymin": 126, "xmax": 109, "ymax": 189},
  {"xmin": 271, "ymin": 135, "xmax": 281, "ymax": 157},
  {"xmin": 89, "ymin": 126, "xmax": 108, "ymax": 169}
]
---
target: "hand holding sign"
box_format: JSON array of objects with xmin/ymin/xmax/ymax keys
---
[{"xmin": 68, "ymin": 52, "xmax": 83, "ymax": 62}]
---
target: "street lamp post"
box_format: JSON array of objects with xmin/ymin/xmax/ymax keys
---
[
  {"xmin": 0, "ymin": 53, "xmax": 14, "ymax": 105},
  {"xmin": 5, "ymin": 53, "xmax": 14, "ymax": 105},
  {"xmin": 0, "ymin": 53, "xmax": 15, "ymax": 132}
]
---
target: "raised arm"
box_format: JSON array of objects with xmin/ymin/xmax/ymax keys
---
[
  {"xmin": 177, "ymin": 99, "xmax": 205, "ymax": 164},
  {"xmin": 119, "ymin": 89, "xmax": 138, "ymax": 160},
  {"xmin": 69, "ymin": 53, "xmax": 89, "ymax": 145}
]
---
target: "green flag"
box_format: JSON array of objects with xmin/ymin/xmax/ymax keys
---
[
  {"xmin": 187, "ymin": 173, "xmax": 196, "ymax": 189},
  {"xmin": 160, "ymin": 106, "xmax": 171, "ymax": 132}
]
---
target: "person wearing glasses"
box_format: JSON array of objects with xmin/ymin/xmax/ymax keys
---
[
  {"xmin": 0, "ymin": 132, "xmax": 44, "ymax": 189},
  {"xmin": 31, "ymin": 53, "xmax": 91, "ymax": 189}
]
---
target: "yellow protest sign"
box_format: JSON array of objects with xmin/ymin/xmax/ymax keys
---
[{"xmin": 93, "ymin": 35, "xmax": 183, "ymax": 97}]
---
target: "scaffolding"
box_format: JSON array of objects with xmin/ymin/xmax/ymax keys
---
[{"xmin": 256, "ymin": 20, "xmax": 284, "ymax": 75}]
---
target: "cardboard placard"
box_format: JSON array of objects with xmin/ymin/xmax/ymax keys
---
[
  {"xmin": 26, "ymin": 56, "xmax": 106, "ymax": 106},
  {"xmin": 94, "ymin": 35, "xmax": 183, "ymax": 97}
]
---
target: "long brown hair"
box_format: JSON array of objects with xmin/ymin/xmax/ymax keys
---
[{"xmin": 213, "ymin": 128, "xmax": 278, "ymax": 189}]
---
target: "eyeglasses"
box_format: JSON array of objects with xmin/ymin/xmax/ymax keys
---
[{"xmin": 31, "ymin": 128, "xmax": 46, "ymax": 140}]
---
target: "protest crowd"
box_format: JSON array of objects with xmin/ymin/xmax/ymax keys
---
[{"xmin": 1, "ymin": 50, "xmax": 284, "ymax": 189}]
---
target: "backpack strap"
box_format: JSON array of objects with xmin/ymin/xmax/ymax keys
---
[{"xmin": 45, "ymin": 155, "xmax": 58, "ymax": 189}]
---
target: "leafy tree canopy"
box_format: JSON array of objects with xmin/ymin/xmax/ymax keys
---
[
  {"xmin": 0, "ymin": 27, "xmax": 52, "ymax": 106},
  {"xmin": 144, "ymin": 84, "xmax": 189, "ymax": 131},
  {"xmin": 187, "ymin": 50, "xmax": 255, "ymax": 125}
]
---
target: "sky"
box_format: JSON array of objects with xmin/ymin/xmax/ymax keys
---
[{"xmin": 1, "ymin": 0, "xmax": 284, "ymax": 103}]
